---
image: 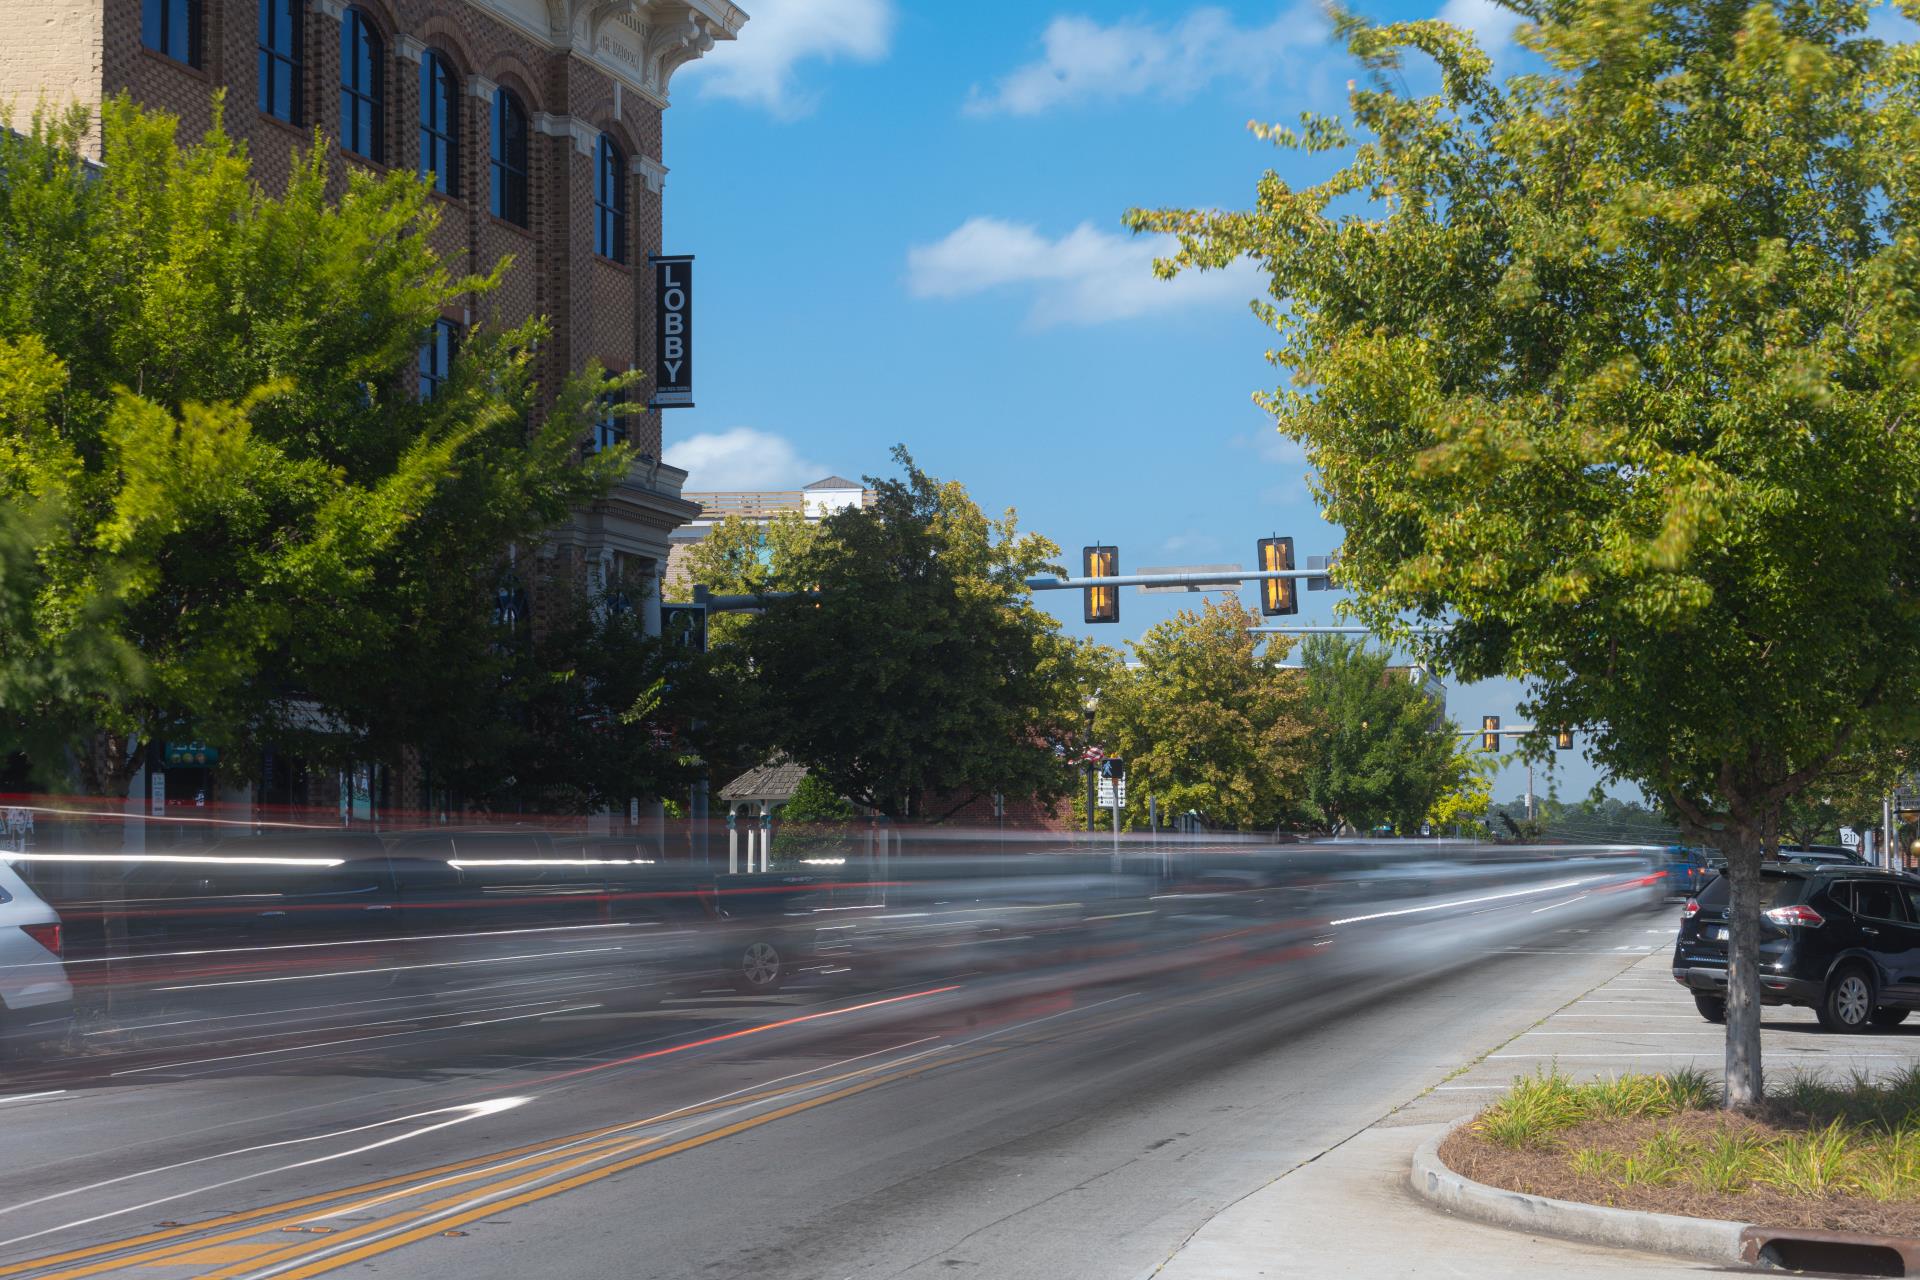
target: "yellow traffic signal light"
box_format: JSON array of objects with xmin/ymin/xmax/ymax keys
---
[
  {"xmin": 1481, "ymin": 715, "xmax": 1500, "ymax": 752},
  {"xmin": 1257, "ymin": 537, "xmax": 1296, "ymax": 617},
  {"xmin": 1083, "ymin": 546, "xmax": 1119, "ymax": 624}
]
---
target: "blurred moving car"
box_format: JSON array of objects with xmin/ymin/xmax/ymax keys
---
[
  {"xmin": 0, "ymin": 862, "xmax": 73, "ymax": 1049},
  {"xmin": 1657, "ymin": 846, "xmax": 1713, "ymax": 900},
  {"xmin": 1672, "ymin": 862, "xmax": 1920, "ymax": 1031}
]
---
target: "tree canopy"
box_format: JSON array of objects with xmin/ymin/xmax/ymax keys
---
[
  {"xmin": 1297, "ymin": 635, "xmax": 1466, "ymax": 835},
  {"xmin": 1097, "ymin": 598, "xmax": 1311, "ymax": 831},
  {"xmin": 1130, "ymin": 0, "xmax": 1920, "ymax": 1105},
  {"xmin": 740, "ymin": 448, "xmax": 1089, "ymax": 820},
  {"xmin": 0, "ymin": 98, "xmax": 624, "ymax": 798}
]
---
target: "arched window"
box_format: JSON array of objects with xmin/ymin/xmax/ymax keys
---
[
  {"xmin": 490, "ymin": 88, "xmax": 528, "ymax": 226},
  {"xmin": 338, "ymin": 9, "xmax": 384, "ymax": 163},
  {"xmin": 143, "ymin": 0, "xmax": 200, "ymax": 66},
  {"xmin": 418, "ymin": 51, "xmax": 459, "ymax": 196},
  {"xmin": 594, "ymin": 134, "xmax": 626, "ymax": 264},
  {"xmin": 258, "ymin": 0, "xmax": 303, "ymax": 123}
]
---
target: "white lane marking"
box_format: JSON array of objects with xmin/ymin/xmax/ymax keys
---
[
  {"xmin": 279, "ymin": 994, "xmax": 1152, "ymax": 1275},
  {"xmin": 105, "ymin": 995, "xmax": 592, "ymax": 1058},
  {"xmin": 0, "ymin": 1098, "xmax": 534, "ymax": 1247},
  {"xmin": 1329, "ymin": 878, "xmax": 1598, "ymax": 926},
  {"xmin": 93, "ymin": 972, "xmax": 612, "ymax": 1037},
  {"xmin": 55, "ymin": 922, "xmax": 656, "ymax": 968},
  {"xmin": 113, "ymin": 1004, "xmax": 603, "ymax": 1077},
  {"xmin": 1519, "ymin": 1030, "xmax": 1732, "ymax": 1037},
  {"xmin": 1529, "ymin": 896, "xmax": 1587, "ymax": 915},
  {"xmin": 317, "ymin": 1035, "xmax": 949, "ymax": 1222},
  {"xmin": 0, "ymin": 1090, "xmax": 66, "ymax": 1106},
  {"xmin": 1548, "ymin": 1013, "xmax": 1703, "ymax": 1019},
  {"xmin": 153, "ymin": 946, "xmax": 622, "ymax": 991}
]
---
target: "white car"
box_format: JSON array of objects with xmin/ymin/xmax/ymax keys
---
[{"xmin": 0, "ymin": 861, "xmax": 73, "ymax": 1050}]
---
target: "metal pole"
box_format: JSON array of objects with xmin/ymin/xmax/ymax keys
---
[
  {"xmin": 727, "ymin": 809, "xmax": 737, "ymax": 874},
  {"xmin": 1526, "ymin": 761, "xmax": 1535, "ymax": 824},
  {"xmin": 1886, "ymin": 792, "xmax": 1896, "ymax": 870}
]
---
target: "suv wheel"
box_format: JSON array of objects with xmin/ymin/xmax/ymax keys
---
[
  {"xmin": 730, "ymin": 939, "xmax": 785, "ymax": 994},
  {"xmin": 1693, "ymin": 993, "xmax": 1726, "ymax": 1024},
  {"xmin": 1817, "ymin": 966, "xmax": 1875, "ymax": 1033},
  {"xmin": 1872, "ymin": 1007, "xmax": 1911, "ymax": 1029}
]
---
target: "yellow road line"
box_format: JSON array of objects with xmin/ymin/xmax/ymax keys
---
[
  {"xmin": 5, "ymin": 1048, "xmax": 988, "ymax": 1280},
  {"xmin": 267, "ymin": 1062, "xmax": 961, "ymax": 1280}
]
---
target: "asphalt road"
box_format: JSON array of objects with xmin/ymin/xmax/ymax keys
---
[{"xmin": 0, "ymin": 880, "xmax": 1675, "ymax": 1280}]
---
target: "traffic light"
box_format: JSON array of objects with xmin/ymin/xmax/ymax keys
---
[
  {"xmin": 1100, "ymin": 757, "xmax": 1126, "ymax": 781},
  {"xmin": 1555, "ymin": 728, "xmax": 1574, "ymax": 751},
  {"xmin": 1083, "ymin": 546, "xmax": 1119, "ymax": 624},
  {"xmin": 1257, "ymin": 536, "xmax": 1297, "ymax": 616},
  {"xmin": 1481, "ymin": 715, "xmax": 1501, "ymax": 752}
]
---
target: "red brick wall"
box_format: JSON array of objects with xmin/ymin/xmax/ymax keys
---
[{"xmin": 91, "ymin": 0, "xmax": 668, "ymax": 420}]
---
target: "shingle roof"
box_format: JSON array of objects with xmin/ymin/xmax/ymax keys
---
[
  {"xmin": 719, "ymin": 758, "xmax": 810, "ymax": 803},
  {"xmin": 804, "ymin": 475, "xmax": 862, "ymax": 490}
]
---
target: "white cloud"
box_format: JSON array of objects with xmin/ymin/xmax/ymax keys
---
[
  {"xmin": 906, "ymin": 217, "xmax": 1261, "ymax": 327},
  {"xmin": 1436, "ymin": 0, "xmax": 1527, "ymax": 53},
  {"xmin": 1234, "ymin": 430, "xmax": 1306, "ymax": 466},
  {"xmin": 966, "ymin": 4, "xmax": 1326, "ymax": 117},
  {"xmin": 664, "ymin": 428, "xmax": 831, "ymax": 490},
  {"xmin": 682, "ymin": 0, "xmax": 894, "ymax": 118}
]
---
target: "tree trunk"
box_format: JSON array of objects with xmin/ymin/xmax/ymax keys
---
[{"xmin": 1721, "ymin": 827, "xmax": 1766, "ymax": 1110}]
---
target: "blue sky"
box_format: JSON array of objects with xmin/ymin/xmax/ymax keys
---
[{"xmin": 658, "ymin": 0, "xmax": 1620, "ymax": 807}]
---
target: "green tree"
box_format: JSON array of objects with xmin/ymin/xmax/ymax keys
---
[
  {"xmin": 742, "ymin": 447, "xmax": 1077, "ymax": 820},
  {"xmin": 669, "ymin": 510, "xmax": 817, "ymax": 645},
  {"xmin": 1425, "ymin": 747, "xmax": 1495, "ymax": 836},
  {"xmin": 1098, "ymin": 598, "xmax": 1312, "ymax": 832},
  {"xmin": 1298, "ymin": 635, "xmax": 1465, "ymax": 834},
  {"xmin": 1131, "ymin": 0, "xmax": 1920, "ymax": 1105},
  {"xmin": 778, "ymin": 772, "xmax": 857, "ymax": 824},
  {"xmin": 426, "ymin": 585, "xmax": 705, "ymax": 816},
  {"xmin": 0, "ymin": 99, "xmax": 622, "ymax": 799}
]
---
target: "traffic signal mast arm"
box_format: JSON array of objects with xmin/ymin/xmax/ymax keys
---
[{"xmin": 1024, "ymin": 569, "xmax": 1313, "ymax": 590}]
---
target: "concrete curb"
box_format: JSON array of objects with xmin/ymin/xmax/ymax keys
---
[{"xmin": 1409, "ymin": 1116, "xmax": 1750, "ymax": 1264}]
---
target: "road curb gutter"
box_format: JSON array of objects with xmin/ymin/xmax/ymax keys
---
[{"xmin": 1409, "ymin": 1116, "xmax": 1749, "ymax": 1265}]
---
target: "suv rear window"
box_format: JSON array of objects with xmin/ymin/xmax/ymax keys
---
[{"xmin": 1696, "ymin": 871, "xmax": 1807, "ymax": 909}]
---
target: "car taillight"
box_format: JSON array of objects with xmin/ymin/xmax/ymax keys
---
[
  {"xmin": 1764, "ymin": 904, "xmax": 1824, "ymax": 928},
  {"xmin": 1681, "ymin": 898, "xmax": 1700, "ymax": 919},
  {"xmin": 20, "ymin": 922, "xmax": 60, "ymax": 956}
]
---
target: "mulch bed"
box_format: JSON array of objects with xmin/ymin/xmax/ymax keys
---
[{"xmin": 1440, "ymin": 1111, "xmax": 1920, "ymax": 1237}]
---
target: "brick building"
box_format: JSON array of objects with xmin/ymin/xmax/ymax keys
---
[
  {"xmin": 6, "ymin": 0, "xmax": 744, "ymax": 631},
  {"xmin": 4, "ymin": 0, "xmax": 747, "ymax": 822}
]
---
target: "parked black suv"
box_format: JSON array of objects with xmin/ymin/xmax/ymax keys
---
[{"xmin": 1672, "ymin": 863, "xmax": 1920, "ymax": 1031}]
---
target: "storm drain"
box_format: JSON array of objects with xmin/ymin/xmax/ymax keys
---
[{"xmin": 1743, "ymin": 1228, "xmax": 1918, "ymax": 1276}]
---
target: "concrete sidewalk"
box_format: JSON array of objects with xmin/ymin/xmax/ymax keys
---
[
  {"xmin": 1149, "ymin": 919, "xmax": 1920, "ymax": 1278},
  {"xmin": 1146, "ymin": 1118, "xmax": 1708, "ymax": 1278}
]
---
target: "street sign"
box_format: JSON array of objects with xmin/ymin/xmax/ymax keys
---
[
  {"xmin": 162, "ymin": 742, "xmax": 219, "ymax": 767},
  {"xmin": 1098, "ymin": 779, "xmax": 1128, "ymax": 808},
  {"xmin": 1841, "ymin": 826, "xmax": 1862, "ymax": 849},
  {"xmin": 1137, "ymin": 564, "xmax": 1240, "ymax": 595}
]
